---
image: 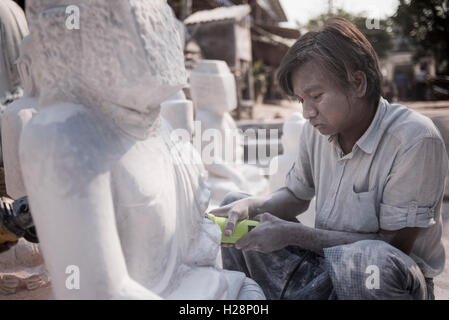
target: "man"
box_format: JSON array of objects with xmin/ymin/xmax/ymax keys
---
[{"xmin": 210, "ymin": 17, "xmax": 448, "ymax": 300}]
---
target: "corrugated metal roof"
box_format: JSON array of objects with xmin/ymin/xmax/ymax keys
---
[
  {"xmin": 256, "ymin": 0, "xmax": 287, "ymax": 22},
  {"xmin": 256, "ymin": 23, "xmax": 300, "ymax": 39},
  {"xmin": 252, "ymin": 25, "xmax": 295, "ymax": 47},
  {"xmin": 184, "ymin": 4, "xmax": 251, "ymax": 25},
  {"xmin": 268, "ymin": 0, "xmax": 288, "ymax": 22}
]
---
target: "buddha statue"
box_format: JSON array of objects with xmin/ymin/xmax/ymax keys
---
[
  {"xmin": 2, "ymin": 36, "xmax": 38, "ymax": 200},
  {"xmin": 0, "ymin": 22, "xmax": 50, "ymax": 299},
  {"xmin": 0, "ymin": 0, "xmax": 28, "ymax": 106},
  {"xmin": 160, "ymin": 90, "xmax": 195, "ymax": 141},
  {"xmin": 190, "ymin": 60, "xmax": 268, "ymax": 207},
  {"xmin": 0, "ymin": 0, "xmax": 29, "ymax": 193},
  {"xmin": 19, "ymin": 0, "xmax": 263, "ymax": 299},
  {"xmin": 160, "ymin": 91, "xmax": 205, "ymax": 169}
]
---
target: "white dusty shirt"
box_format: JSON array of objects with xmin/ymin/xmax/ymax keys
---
[{"xmin": 286, "ymin": 97, "xmax": 448, "ymax": 278}]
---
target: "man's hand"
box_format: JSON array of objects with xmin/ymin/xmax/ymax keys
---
[
  {"xmin": 209, "ymin": 197, "xmax": 262, "ymax": 237},
  {"xmin": 209, "ymin": 188, "xmax": 310, "ymax": 239},
  {"xmin": 235, "ymin": 213, "xmax": 293, "ymax": 253}
]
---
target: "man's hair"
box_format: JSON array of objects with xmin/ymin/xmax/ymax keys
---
[{"xmin": 277, "ymin": 17, "xmax": 382, "ymax": 107}]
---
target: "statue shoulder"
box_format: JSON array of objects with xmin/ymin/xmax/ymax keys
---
[
  {"xmin": 20, "ymin": 103, "xmax": 113, "ymax": 164},
  {"xmin": 19, "ymin": 102, "xmax": 122, "ymax": 187},
  {"xmin": 21, "ymin": 103, "xmax": 83, "ymax": 141},
  {"xmin": 30, "ymin": 102, "xmax": 87, "ymax": 125}
]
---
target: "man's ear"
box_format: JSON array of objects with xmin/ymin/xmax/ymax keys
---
[{"xmin": 349, "ymin": 71, "xmax": 367, "ymax": 98}]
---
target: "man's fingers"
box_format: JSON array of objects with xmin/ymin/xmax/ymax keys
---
[
  {"xmin": 235, "ymin": 234, "xmax": 249, "ymax": 250},
  {"xmin": 208, "ymin": 203, "xmax": 233, "ymax": 217},
  {"xmin": 254, "ymin": 212, "xmax": 272, "ymax": 222},
  {"xmin": 224, "ymin": 212, "xmax": 239, "ymax": 237},
  {"xmin": 235, "ymin": 229, "xmax": 258, "ymax": 250}
]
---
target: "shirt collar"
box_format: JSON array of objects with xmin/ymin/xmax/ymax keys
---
[
  {"xmin": 355, "ymin": 97, "xmax": 387, "ymax": 154},
  {"xmin": 326, "ymin": 97, "xmax": 387, "ymax": 155}
]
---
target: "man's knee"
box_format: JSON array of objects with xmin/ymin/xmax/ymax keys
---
[
  {"xmin": 324, "ymin": 240, "xmax": 427, "ymax": 299},
  {"xmin": 333, "ymin": 240, "xmax": 418, "ymax": 275},
  {"xmin": 237, "ymin": 277, "xmax": 266, "ymax": 300}
]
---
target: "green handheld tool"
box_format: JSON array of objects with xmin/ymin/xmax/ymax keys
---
[{"xmin": 207, "ymin": 213, "xmax": 259, "ymax": 244}]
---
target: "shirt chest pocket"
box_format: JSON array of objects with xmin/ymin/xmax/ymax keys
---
[{"xmin": 342, "ymin": 187, "xmax": 379, "ymax": 233}]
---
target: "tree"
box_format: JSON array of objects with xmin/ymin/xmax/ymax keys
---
[
  {"xmin": 393, "ymin": 0, "xmax": 449, "ymax": 75},
  {"xmin": 302, "ymin": 9, "xmax": 393, "ymax": 58}
]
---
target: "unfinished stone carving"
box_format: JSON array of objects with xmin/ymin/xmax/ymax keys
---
[
  {"xmin": 190, "ymin": 60, "xmax": 268, "ymax": 207},
  {"xmin": 2, "ymin": 36, "xmax": 38, "ymax": 200},
  {"xmin": 160, "ymin": 90, "xmax": 195, "ymax": 141},
  {"xmin": 0, "ymin": 0, "xmax": 29, "ymax": 181},
  {"xmin": 268, "ymin": 112, "xmax": 315, "ymax": 227},
  {"xmin": 0, "ymin": 29, "xmax": 50, "ymax": 300},
  {"xmin": 0, "ymin": 0, "xmax": 29, "ymax": 106},
  {"xmin": 19, "ymin": 0, "xmax": 264, "ymax": 299},
  {"xmin": 0, "ymin": 237, "xmax": 50, "ymax": 297}
]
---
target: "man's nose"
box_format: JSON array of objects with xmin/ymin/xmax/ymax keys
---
[{"xmin": 302, "ymin": 102, "xmax": 318, "ymax": 119}]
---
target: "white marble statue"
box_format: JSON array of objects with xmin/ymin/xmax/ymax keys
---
[
  {"xmin": 160, "ymin": 90, "xmax": 195, "ymax": 141},
  {"xmin": 0, "ymin": 237, "xmax": 49, "ymax": 296},
  {"xmin": 0, "ymin": 0, "xmax": 29, "ymax": 168},
  {"xmin": 0, "ymin": 0, "xmax": 29, "ymax": 106},
  {"xmin": 190, "ymin": 60, "xmax": 268, "ymax": 207},
  {"xmin": 19, "ymin": 0, "xmax": 264, "ymax": 300},
  {"xmin": 160, "ymin": 91, "xmax": 206, "ymax": 180},
  {"xmin": 0, "ymin": 31, "xmax": 50, "ymax": 299},
  {"xmin": 2, "ymin": 36, "xmax": 38, "ymax": 200},
  {"xmin": 268, "ymin": 112, "xmax": 315, "ymax": 227}
]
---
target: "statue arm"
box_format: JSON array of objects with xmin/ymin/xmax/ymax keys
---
[
  {"xmin": 204, "ymin": 162, "xmax": 246, "ymax": 184},
  {"xmin": 197, "ymin": 118, "xmax": 247, "ymax": 186},
  {"xmin": 1, "ymin": 104, "xmax": 34, "ymax": 199},
  {"xmin": 19, "ymin": 114, "xmax": 160, "ymax": 299}
]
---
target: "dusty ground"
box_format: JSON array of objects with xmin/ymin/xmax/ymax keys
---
[{"xmin": 0, "ymin": 284, "xmax": 51, "ymax": 300}]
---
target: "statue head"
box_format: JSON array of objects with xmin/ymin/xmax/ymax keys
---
[
  {"xmin": 26, "ymin": 0, "xmax": 187, "ymax": 138},
  {"xmin": 189, "ymin": 60, "xmax": 237, "ymax": 115}
]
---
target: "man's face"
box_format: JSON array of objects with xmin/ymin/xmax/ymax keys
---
[{"xmin": 291, "ymin": 60, "xmax": 356, "ymax": 136}]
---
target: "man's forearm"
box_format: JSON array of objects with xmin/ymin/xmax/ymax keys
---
[
  {"xmin": 251, "ymin": 187, "xmax": 310, "ymax": 222},
  {"xmin": 285, "ymin": 222, "xmax": 382, "ymax": 255}
]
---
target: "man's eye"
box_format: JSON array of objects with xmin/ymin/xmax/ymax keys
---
[{"xmin": 313, "ymin": 93, "xmax": 323, "ymax": 100}]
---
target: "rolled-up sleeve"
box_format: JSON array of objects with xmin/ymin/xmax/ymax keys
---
[
  {"xmin": 380, "ymin": 137, "xmax": 448, "ymax": 231},
  {"xmin": 285, "ymin": 125, "xmax": 315, "ymax": 200}
]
